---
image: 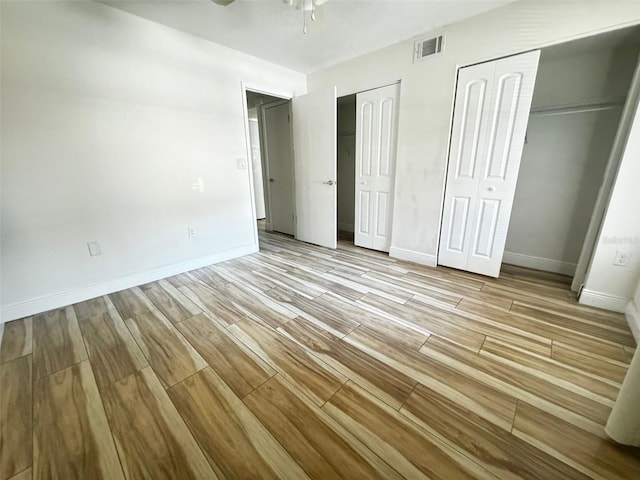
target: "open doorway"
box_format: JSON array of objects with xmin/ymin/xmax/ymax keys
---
[
  {"xmin": 245, "ymin": 90, "xmax": 295, "ymax": 239},
  {"xmin": 502, "ymin": 27, "xmax": 640, "ymax": 290},
  {"xmin": 337, "ymin": 94, "xmax": 356, "ymax": 243}
]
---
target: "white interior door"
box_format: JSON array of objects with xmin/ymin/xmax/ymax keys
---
[
  {"xmin": 261, "ymin": 100, "xmax": 295, "ymax": 235},
  {"xmin": 354, "ymin": 83, "xmax": 400, "ymax": 252},
  {"xmin": 292, "ymin": 86, "xmax": 337, "ymax": 248},
  {"xmin": 439, "ymin": 50, "xmax": 540, "ymax": 277}
]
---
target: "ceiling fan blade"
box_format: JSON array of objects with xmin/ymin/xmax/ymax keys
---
[{"xmin": 211, "ymin": 0, "xmax": 236, "ymax": 6}]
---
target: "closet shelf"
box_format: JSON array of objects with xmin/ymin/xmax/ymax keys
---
[
  {"xmin": 338, "ymin": 131, "xmax": 356, "ymax": 137},
  {"xmin": 529, "ymin": 97, "xmax": 626, "ymax": 117}
]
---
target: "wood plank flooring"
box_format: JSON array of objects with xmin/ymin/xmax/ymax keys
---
[{"xmin": 1, "ymin": 226, "xmax": 639, "ymax": 480}]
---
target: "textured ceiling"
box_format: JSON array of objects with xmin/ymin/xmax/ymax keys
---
[{"xmin": 103, "ymin": 0, "xmax": 516, "ymax": 73}]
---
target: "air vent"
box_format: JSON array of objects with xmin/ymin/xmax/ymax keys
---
[{"xmin": 414, "ymin": 35, "xmax": 444, "ymax": 63}]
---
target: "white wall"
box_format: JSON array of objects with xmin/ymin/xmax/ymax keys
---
[
  {"xmin": 337, "ymin": 96, "xmax": 356, "ymax": 232},
  {"xmin": 504, "ymin": 45, "xmax": 638, "ymax": 275},
  {"xmin": 0, "ymin": 1, "xmax": 305, "ymax": 321},
  {"xmin": 582, "ymin": 95, "xmax": 640, "ymax": 312},
  {"xmin": 308, "ymin": 0, "xmax": 640, "ymax": 267}
]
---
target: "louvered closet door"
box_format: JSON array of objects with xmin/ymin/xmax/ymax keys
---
[
  {"xmin": 438, "ymin": 50, "xmax": 540, "ymax": 277},
  {"xmin": 354, "ymin": 83, "xmax": 400, "ymax": 252}
]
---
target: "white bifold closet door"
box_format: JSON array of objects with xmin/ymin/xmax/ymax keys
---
[
  {"xmin": 354, "ymin": 83, "xmax": 400, "ymax": 252},
  {"xmin": 438, "ymin": 50, "xmax": 540, "ymax": 277}
]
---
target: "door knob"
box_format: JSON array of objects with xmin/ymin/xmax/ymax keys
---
[
  {"xmin": 323, "ymin": 180, "xmax": 336, "ymax": 186},
  {"xmin": 269, "ymin": 178, "xmax": 275, "ymax": 183},
  {"xmin": 487, "ymin": 186, "xmax": 495, "ymax": 192}
]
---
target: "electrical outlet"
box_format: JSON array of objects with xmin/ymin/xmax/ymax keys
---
[
  {"xmin": 87, "ymin": 241, "xmax": 102, "ymax": 257},
  {"xmin": 236, "ymin": 158, "xmax": 247, "ymax": 170},
  {"xmin": 613, "ymin": 250, "xmax": 630, "ymax": 267},
  {"xmin": 188, "ymin": 227, "xmax": 196, "ymax": 239},
  {"xmin": 191, "ymin": 177, "xmax": 204, "ymax": 194}
]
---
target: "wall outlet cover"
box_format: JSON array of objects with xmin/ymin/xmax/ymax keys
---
[
  {"xmin": 236, "ymin": 158, "xmax": 248, "ymax": 170},
  {"xmin": 613, "ymin": 250, "xmax": 630, "ymax": 267}
]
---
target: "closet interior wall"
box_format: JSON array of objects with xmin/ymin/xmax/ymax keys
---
[
  {"xmin": 504, "ymin": 41, "xmax": 639, "ymax": 277},
  {"xmin": 337, "ymin": 95, "xmax": 356, "ymax": 235}
]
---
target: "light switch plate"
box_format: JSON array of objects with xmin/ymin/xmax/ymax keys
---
[{"xmin": 87, "ymin": 241, "xmax": 102, "ymax": 257}]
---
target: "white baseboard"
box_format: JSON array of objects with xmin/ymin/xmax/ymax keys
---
[
  {"xmin": 338, "ymin": 222, "xmax": 354, "ymax": 233},
  {"xmin": 389, "ymin": 246, "xmax": 437, "ymax": 267},
  {"xmin": 625, "ymin": 299, "xmax": 640, "ymax": 344},
  {"xmin": 1, "ymin": 243, "xmax": 258, "ymax": 323},
  {"xmin": 502, "ymin": 251, "xmax": 576, "ymax": 276},
  {"xmin": 579, "ymin": 288, "xmax": 629, "ymax": 313}
]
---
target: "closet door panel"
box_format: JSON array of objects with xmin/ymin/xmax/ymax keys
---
[
  {"xmin": 456, "ymin": 79, "xmax": 488, "ymax": 179},
  {"xmin": 447, "ymin": 196, "xmax": 471, "ymax": 254},
  {"xmin": 358, "ymin": 191, "xmax": 371, "ymax": 236},
  {"xmin": 467, "ymin": 51, "xmax": 540, "ymax": 276},
  {"xmin": 372, "ymin": 84, "xmax": 400, "ymax": 252},
  {"xmin": 439, "ymin": 50, "xmax": 540, "ymax": 277},
  {"xmin": 355, "ymin": 84, "xmax": 400, "ymax": 252},
  {"xmin": 354, "ymin": 92, "xmax": 377, "ymax": 248},
  {"xmin": 439, "ymin": 62, "xmax": 495, "ymax": 270},
  {"xmin": 484, "ymin": 73, "xmax": 523, "ymax": 181}
]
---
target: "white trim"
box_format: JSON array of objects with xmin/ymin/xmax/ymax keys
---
[
  {"xmin": 625, "ymin": 299, "xmax": 640, "ymax": 344},
  {"xmin": 241, "ymin": 81, "xmax": 260, "ymax": 248},
  {"xmin": 338, "ymin": 222, "xmax": 354, "ymax": 233},
  {"xmin": 578, "ymin": 288, "xmax": 629, "ymax": 313},
  {"xmin": 502, "ymin": 251, "xmax": 576, "ymax": 276},
  {"xmin": 1, "ymin": 243, "xmax": 257, "ymax": 323},
  {"xmin": 389, "ymin": 246, "xmax": 437, "ymax": 267}
]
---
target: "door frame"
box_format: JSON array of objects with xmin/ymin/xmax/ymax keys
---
[
  {"xmin": 240, "ymin": 82, "xmax": 294, "ymax": 246},
  {"xmin": 259, "ymin": 99, "xmax": 296, "ymax": 236}
]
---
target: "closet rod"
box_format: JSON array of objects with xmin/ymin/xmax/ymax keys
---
[{"xmin": 529, "ymin": 97, "xmax": 626, "ymax": 117}]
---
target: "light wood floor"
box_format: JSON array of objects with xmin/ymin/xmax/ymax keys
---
[{"xmin": 1, "ymin": 227, "xmax": 639, "ymax": 479}]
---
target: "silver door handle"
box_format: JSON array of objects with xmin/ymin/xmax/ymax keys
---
[
  {"xmin": 323, "ymin": 180, "xmax": 336, "ymax": 186},
  {"xmin": 269, "ymin": 178, "xmax": 275, "ymax": 183},
  {"xmin": 360, "ymin": 181, "xmax": 368, "ymax": 185},
  {"xmin": 487, "ymin": 186, "xmax": 495, "ymax": 192}
]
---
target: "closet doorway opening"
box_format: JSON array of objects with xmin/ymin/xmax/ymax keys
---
[
  {"xmin": 336, "ymin": 82, "xmax": 401, "ymax": 253},
  {"xmin": 245, "ymin": 90, "xmax": 295, "ymax": 239},
  {"xmin": 503, "ymin": 27, "xmax": 640, "ymax": 291}
]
